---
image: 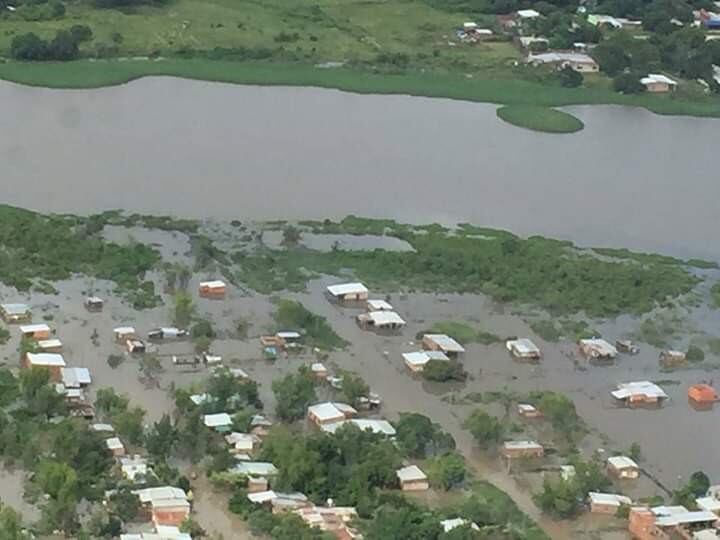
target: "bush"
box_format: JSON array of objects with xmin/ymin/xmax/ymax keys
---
[
  {"xmin": 422, "ymin": 360, "xmax": 467, "ymax": 382},
  {"xmin": 70, "ymin": 24, "xmax": 93, "ymax": 43},
  {"xmin": 558, "ymin": 66, "xmax": 583, "ymax": 87},
  {"xmin": 687, "ymin": 345, "xmax": 705, "ymax": 362},
  {"xmin": 613, "ymin": 73, "xmax": 645, "ymax": 94},
  {"xmin": 463, "ymin": 410, "xmax": 502, "ymax": 448},
  {"xmin": 107, "ymin": 354, "xmax": 124, "ymax": 369}
]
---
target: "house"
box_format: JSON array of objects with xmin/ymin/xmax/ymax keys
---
[
  {"xmin": 0, "ymin": 303, "xmax": 31, "ymax": 323},
  {"xmin": 641, "ymin": 74, "xmax": 678, "ymax": 93},
  {"xmin": 311, "ymin": 362, "xmax": 328, "ymax": 379},
  {"xmin": 607, "ymin": 456, "xmax": 640, "ymax": 479},
  {"xmin": 120, "ymin": 455, "xmax": 150, "ymax": 482},
  {"xmin": 366, "ymin": 299, "xmax": 393, "ymax": 311},
  {"xmin": 321, "ymin": 419, "xmax": 396, "ymax": 437},
  {"xmin": 616, "ymin": 339, "xmax": 640, "ymax": 354},
  {"xmin": 506, "ymin": 339, "xmax": 542, "ymax": 361},
  {"xmin": 231, "ymin": 462, "xmax": 279, "ymax": 479},
  {"xmin": 422, "ymin": 334, "xmax": 465, "ymax": 357},
  {"xmin": 396, "ymin": 465, "xmax": 429, "ymax": 491},
  {"xmin": 326, "ymin": 282, "xmax": 369, "ymax": 303},
  {"xmin": 148, "ymin": 327, "xmax": 188, "ymax": 340},
  {"xmin": 37, "ymin": 338, "xmax": 63, "ymax": 353},
  {"xmin": 19, "ymin": 323, "xmax": 51, "ymax": 340},
  {"xmin": 579, "ymin": 338, "xmax": 618, "ymax": 360},
  {"xmin": 356, "ymin": 311, "xmax": 406, "ymax": 331},
  {"xmin": 84, "ymin": 296, "xmax": 104, "ymax": 312},
  {"xmin": 248, "ymin": 490, "xmax": 310, "ymax": 513},
  {"xmin": 527, "ymin": 52, "xmax": 599, "ymax": 72},
  {"xmin": 696, "ymin": 496, "xmax": 720, "ymax": 516},
  {"xmin": 114, "ymin": 327, "xmax": 137, "ymax": 342},
  {"xmin": 121, "ymin": 527, "xmax": 191, "ymax": 540},
  {"xmin": 402, "ymin": 350, "xmax": 449, "ymax": 373},
  {"xmin": 199, "ymin": 280, "xmax": 226, "ymax": 298},
  {"xmin": 91, "ymin": 423, "xmax": 114, "ymax": 433},
  {"xmin": 135, "ymin": 487, "xmax": 190, "ymax": 527},
  {"xmin": 517, "ymin": 403, "xmax": 542, "ymax": 418},
  {"xmin": 660, "ymin": 350, "xmax": 686, "ymax": 368},
  {"xmin": 307, "ymin": 402, "xmax": 357, "ymax": 426},
  {"xmin": 225, "ymin": 432, "xmax": 261, "ymax": 455},
  {"xmin": 629, "ymin": 506, "xmax": 719, "ymax": 540},
  {"xmin": 688, "ymin": 384, "xmax": 718, "ymax": 408},
  {"xmin": 203, "ymin": 413, "xmax": 233, "ymax": 432},
  {"xmin": 250, "ymin": 415, "xmax": 273, "ymax": 438},
  {"xmin": 24, "ymin": 352, "xmax": 66, "ymax": 381},
  {"xmin": 105, "ymin": 437, "xmax": 126, "ymax": 457},
  {"xmin": 294, "ymin": 505, "xmax": 361, "ymax": 539},
  {"xmin": 56, "ymin": 384, "xmax": 86, "ymax": 404},
  {"xmin": 502, "ymin": 441, "xmax": 544, "ymax": 459},
  {"xmin": 516, "ymin": 8, "xmax": 541, "ymax": 19},
  {"xmin": 441, "ymin": 518, "xmax": 480, "ymax": 533},
  {"xmin": 518, "ymin": 36, "xmax": 549, "ymax": 49},
  {"xmin": 589, "ymin": 492, "xmax": 632, "ymax": 514},
  {"xmin": 694, "ymin": 530, "xmax": 720, "ymax": 540},
  {"xmin": 611, "ymin": 381, "xmax": 668, "ymax": 407},
  {"xmin": 61, "ymin": 367, "xmax": 92, "ymax": 388},
  {"xmin": 587, "ymin": 14, "xmax": 623, "ymax": 28}
]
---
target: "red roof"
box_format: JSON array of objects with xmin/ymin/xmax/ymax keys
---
[{"xmin": 688, "ymin": 384, "xmax": 718, "ymax": 403}]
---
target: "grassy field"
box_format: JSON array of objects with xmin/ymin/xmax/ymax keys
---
[
  {"xmin": 496, "ymin": 105, "xmax": 584, "ymax": 133},
  {"xmin": 0, "ymin": 0, "xmax": 718, "ymax": 117}
]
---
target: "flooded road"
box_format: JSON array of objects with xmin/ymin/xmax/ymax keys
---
[{"xmin": 0, "ymin": 77, "xmax": 718, "ymax": 259}]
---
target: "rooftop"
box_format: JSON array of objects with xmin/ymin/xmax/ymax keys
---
[
  {"xmin": 105, "ymin": 437, "xmax": 124, "ymax": 450},
  {"xmin": 402, "ymin": 350, "xmax": 449, "ymax": 368},
  {"xmin": 529, "ymin": 52, "xmax": 598, "ymax": 65},
  {"xmin": 607, "ymin": 456, "xmax": 639, "ymax": 470},
  {"xmin": 641, "ymin": 73, "xmax": 678, "ymax": 85},
  {"xmin": 589, "ymin": 492, "xmax": 632, "ymax": 507},
  {"xmin": 26, "ymin": 352, "xmax": 66, "ymax": 367},
  {"xmin": 611, "ymin": 381, "xmax": 668, "ymax": 400},
  {"xmin": 423, "ymin": 334, "xmax": 465, "ymax": 353},
  {"xmin": 441, "ymin": 518, "xmax": 480, "ymax": 532},
  {"xmin": 396, "ymin": 465, "xmax": 427, "ymax": 482},
  {"xmin": 308, "ymin": 402, "xmax": 357, "ymax": 422},
  {"xmin": 321, "ymin": 418, "xmax": 396, "ymax": 437},
  {"xmin": 19, "ymin": 323, "xmax": 50, "ymax": 334},
  {"xmin": 367, "ymin": 299, "xmax": 393, "ymax": 311},
  {"xmin": 232, "ymin": 461, "xmax": 279, "ymax": 477},
  {"xmin": 203, "ymin": 413, "xmax": 233, "ymax": 428},
  {"xmin": 1, "ymin": 303, "xmax": 29, "ymax": 315},
  {"xmin": 326, "ymin": 282, "xmax": 368, "ymax": 296},
  {"xmin": 200, "ymin": 280, "xmax": 226, "ymax": 288},
  {"xmin": 503, "ymin": 440, "xmax": 543, "ymax": 450},
  {"xmin": 506, "ymin": 338, "xmax": 541, "ymax": 355},
  {"xmin": 61, "ymin": 367, "xmax": 91, "ymax": 388},
  {"xmin": 365, "ymin": 311, "xmax": 406, "ymax": 326}
]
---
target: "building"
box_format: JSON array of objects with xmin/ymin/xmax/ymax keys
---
[
  {"xmin": 294, "ymin": 505, "xmax": 361, "ymax": 539},
  {"xmin": 422, "ymin": 334, "xmax": 465, "ymax": 357},
  {"xmin": 579, "ymin": 338, "xmax": 618, "ymax": 360},
  {"xmin": 24, "ymin": 352, "xmax": 66, "ymax": 381},
  {"xmin": 589, "ymin": 492, "xmax": 632, "ymax": 514},
  {"xmin": 396, "ymin": 465, "xmax": 429, "ymax": 491},
  {"xmin": 37, "ymin": 338, "xmax": 63, "ymax": 353},
  {"xmin": 121, "ymin": 526, "xmax": 191, "ymax": 540},
  {"xmin": 204, "ymin": 413, "xmax": 233, "ymax": 432},
  {"xmin": 135, "ymin": 487, "xmax": 190, "ymax": 528},
  {"xmin": 366, "ymin": 299, "xmax": 393, "ymax": 311},
  {"xmin": 506, "ymin": 339, "xmax": 542, "ymax": 361},
  {"xmin": 326, "ymin": 282, "xmax": 369, "ymax": 303},
  {"xmin": 502, "ymin": 441, "xmax": 544, "ymax": 459},
  {"xmin": 660, "ymin": 350, "xmax": 687, "ymax": 368},
  {"xmin": 356, "ymin": 311, "xmax": 406, "ymax": 331},
  {"xmin": 114, "ymin": 326, "xmax": 137, "ymax": 342},
  {"xmin": 61, "ymin": 367, "xmax": 92, "ymax": 388},
  {"xmin": 311, "ymin": 362, "xmax": 328, "ymax": 379},
  {"xmin": 321, "ymin": 419, "xmax": 396, "ymax": 437},
  {"xmin": 607, "ymin": 456, "xmax": 640, "ymax": 479},
  {"xmin": 105, "ymin": 437, "xmax": 126, "ymax": 457},
  {"xmin": 120, "ymin": 455, "xmax": 150, "ymax": 482},
  {"xmin": 84, "ymin": 296, "xmax": 104, "ymax": 312},
  {"xmin": 689, "ymin": 384, "xmax": 719, "ymax": 408},
  {"xmin": 611, "ymin": 381, "xmax": 668, "ymax": 407},
  {"xmin": 19, "ymin": 323, "xmax": 51, "ymax": 340},
  {"xmin": 148, "ymin": 327, "xmax": 188, "ymax": 340},
  {"xmin": 641, "ymin": 74, "xmax": 678, "ymax": 93},
  {"xmin": 199, "ymin": 280, "xmax": 226, "ymax": 298},
  {"xmin": 127, "ymin": 339, "xmax": 147, "ymax": 354},
  {"xmin": 402, "ymin": 350, "xmax": 449, "ymax": 373},
  {"xmin": 616, "ymin": 340, "xmax": 640, "ymax": 354},
  {"xmin": 588, "ymin": 14, "xmax": 623, "ymax": 28},
  {"xmin": 308, "ymin": 402, "xmax": 357, "ymax": 426},
  {"xmin": 516, "ymin": 8, "xmax": 541, "ymax": 19},
  {"xmin": 0, "ymin": 303, "xmax": 31, "ymax": 323},
  {"xmin": 441, "ymin": 518, "xmax": 480, "ymax": 533},
  {"xmin": 527, "ymin": 52, "xmax": 599, "ymax": 72},
  {"xmin": 629, "ymin": 506, "xmax": 719, "ymax": 540},
  {"xmin": 250, "ymin": 415, "xmax": 273, "ymax": 438},
  {"xmin": 232, "ymin": 462, "xmax": 279, "ymax": 479},
  {"xmin": 518, "ymin": 36, "xmax": 549, "ymax": 49},
  {"xmin": 696, "ymin": 496, "xmax": 720, "ymax": 517},
  {"xmin": 91, "ymin": 423, "xmax": 114, "ymax": 433},
  {"xmin": 517, "ymin": 403, "xmax": 542, "ymax": 418},
  {"xmin": 225, "ymin": 432, "xmax": 261, "ymax": 455},
  {"xmin": 247, "ymin": 490, "xmax": 310, "ymax": 513},
  {"xmin": 694, "ymin": 530, "xmax": 720, "ymax": 540}
]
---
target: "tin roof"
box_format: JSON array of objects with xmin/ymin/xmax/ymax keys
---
[{"xmin": 326, "ymin": 283, "xmax": 368, "ymax": 296}]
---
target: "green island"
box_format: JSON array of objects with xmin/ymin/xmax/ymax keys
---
[
  {"xmin": 0, "ymin": 0, "xmax": 719, "ymax": 133},
  {"xmin": 496, "ymin": 105, "xmax": 584, "ymax": 133}
]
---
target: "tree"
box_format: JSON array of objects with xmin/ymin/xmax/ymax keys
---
[
  {"xmin": 95, "ymin": 388, "xmax": 129, "ymax": 416},
  {"xmin": 364, "ymin": 500, "xmax": 442, "ymax": 540},
  {"xmin": 174, "ymin": 291, "xmax": 194, "ymax": 327},
  {"xmin": 272, "ymin": 367, "xmax": 317, "ymax": 422},
  {"xmin": 109, "ymin": 488, "xmax": 140, "ymax": 522},
  {"xmin": 558, "ymin": 66, "xmax": 583, "ymax": 87},
  {"xmin": 207, "ymin": 367, "xmax": 261, "ymax": 411},
  {"xmin": 428, "ymin": 453, "xmax": 466, "ymax": 491},
  {"xmin": 145, "ymin": 414, "xmax": 177, "ymax": 460},
  {"xmin": 10, "ymin": 33, "xmax": 48, "ymax": 60},
  {"xmin": 48, "ymin": 30, "xmax": 80, "ymax": 61},
  {"xmin": 686, "ymin": 345, "xmax": 705, "ymax": 362},
  {"xmin": 593, "ymin": 41, "xmax": 630, "ymax": 75},
  {"xmin": 395, "ymin": 413, "xmax": 455, "ymax": 458},
  {"xmin": 113, "ymin": 406, "xmax": 146, "ymax": 445},
  {"xmin": 69, "ymin": 24, "xmax": 93, "ymax": 43},
  {"xmin": 463, "ymin": 410, "xmax": 502, "ymax": 448},
  {"xmin": 0, "ymin": 503, "xmax": 25, "ymax": 540},
  {"xmin": 535, "ymin": 477, "xmax": 580, "ymax": 518},
  {"xmin": 422, "ymin": 360, "xmax": 467, "ymax": 382},
  {"xmin": 340, "ymin": 371, "xmax": 370, "ymax": 407},
  {"xmin": 613, "ymin": 72, "xmax": 645, "ymax": 94},
  {"xmin": 282, "ymin": 225, "xmax": 302, "ymax": 245},
  {"xmin": 20, "ymin": 367, "xmax": 65, "ymax": 417}
]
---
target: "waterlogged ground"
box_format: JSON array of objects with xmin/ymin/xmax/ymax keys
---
[{"xmin": 1, "ymin": 225, "xmax": 719, "ymax": 539}]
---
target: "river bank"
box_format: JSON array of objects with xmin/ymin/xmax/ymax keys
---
[{"xmin": 0, "ymin": 59, "xmax": 719, "ymax": 120}]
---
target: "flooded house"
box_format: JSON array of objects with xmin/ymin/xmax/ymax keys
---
[
  {"xmin": 250, "ymin": 414, "xmax": 273, "ymax": 438},
  {"xmin": 616, "ymin": 339, "xmax": 640, "ymax": 354},
  {"xmin": 689, "ymin": 384, "xmax": 719, "ymax": 409},
  {"xmin": 203, "ymin": 413, "xmax": 233, "ymax": 433},
  {"xmin": 611, "ymin": 381, "xmax": 668, "ymax": 407},
  {"xmin": 23, "ymin": 352, "xmax": 66, "ymax": 381},
  {"xmin": 502, "ymin": 440, "xmax": 544, "ymax": 459},
  {"xmin": 135, "ymin": 486, "xmax": 190, "ymax": 527},
  {"xmin": 148, "ymin": 327, "xmax": 188, "ymax": 340},
  {"xmin": 61, "ymin": 367, "xmax": 92, "ymax": 389},
  {"xmin": 231, "ymin": 462, "xmax": 279, "ymax": 482},
  {"xmin": 37, "ymin": 338, "xmax": 63, "ymax": 353},
  {"xmin": 126, "ymin": 339, "xmax": 147, "ymax": 355},
  {"xmin": 307, "ymin": 402, "xmax": 357, "ymax": 427},
  {"xmin": 356, "ymin": 311, "xmax": 406, "ymax": 331},
  {"xmin": 366, "ymin": 299, "xmax": 393, "ymax": 311},
  {"xmin": 225, "ymin": 432, "xmax": 261, "ymax": 455},
  {"xmin": 105, "ymin": 437, "xmax": 126, "ymax": 457},
  {"xmin": 629, "ymin": 505, "xmax": 718, "ymax": 540},
  {"xmin": 199, "ymin": 280, "xmax": 227, "ymax": 298},
  {"xmin": 260, "ymin": 331, "xmax": 302, "ymax": 351},
  {"xmin": 321, "ymin": 418, "xmax": 396, "ymax": 437},
  {"xmin": 396, "ymin": 465, "xmax": 429, "ymax": 491},
  {"xmin": 402, "ymin": 350, "xmax": 449, "ymax": 373},
  {"xmin": 311, "ymin": 362, "xmax": 328, "ymax": 380},
  {"xmin": 607, "ymin": 456, "xmax": 640, "ymax": 479},
  {"xmin": 19, "ymin": 323, "xmax": 51, "ymax": 340},
  {"xmin": 294, "ymin": 505, "xmax": 361, "ymax": 539},
  {"xmin": 696, "ymin": 496, "xmax": 720, "ymax": 517},
  {"xmin": 526, "ymin": 52, "xmax": 600, "ymax": 72},
  {"xmin": 84, "ymin": 296, "xmax": 104, "ymax": 312},
  {"xmin": 641, "ymin": 74, "xmax": 678, "ymax": 93},
  {"xmin": 517, "ymin": 403, "xmax": 542, "ymax": 418},
  {"xmin": 247, "ymin": 490, "xmax": 310, "ymax": 513},
  {"xmin": 579, "ymin": 338, "xmax": 618, "ymax": 361},
  {"xmin": 0, "ymin": 303, "xmax": 31, "ymax": 323},
  {"xmin": 506, "ymin": 338, "xmax": 542, "ymax": 361},
  {"xmin": 589, "ymin": 492, "xmax": 632, "ymax": 514},
  {"xmin": 114, "ymin": 326, "xmax": 137, "ymax": 342},
  {"xmin": 326, "ymin": 282, "xmax": 369, "ymax": 303},
  {"xmin": 660, "ymin": 350, "xmax": 687, "ymax": 368},
  {"xmin": 422, "ymin": 334, "xmax": 465, "ymax": 357},
  {"xmin": 441, "ymin": 518, "xmax": 480, "ymax": 533}
]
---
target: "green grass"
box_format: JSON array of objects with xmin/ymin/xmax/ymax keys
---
[
  {"xmin": 429, "ymin": 321, "xmax": 501, "ymax": 345},
  {"xmin": 496, "ymin": 105, "xmax": 584, "ymax": 133},
  {"xmin": 273, "ymin": 299, "xmax": 347, "ymax": 350},
  {"xmin": 712, "ymin": 283, "xmax": 720, "ymax": 308}
]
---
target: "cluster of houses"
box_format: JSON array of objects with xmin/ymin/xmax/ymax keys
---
[
  {"xmin": 402, "ymin": 333, "xmax": 466, "ymax": 373},
  {"xmin": 325, "ymin": 282, "xmax": 407, "ymax": 332}
]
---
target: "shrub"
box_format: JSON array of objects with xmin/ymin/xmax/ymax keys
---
[
  {"xmin": 70, "ymin": 24, "xmax": 93, "ymax": 43},
  {"xmin": 687, "ymin": 345, "xmax": 705, "ymax": 362},
  {"xmin": 422, "ymin": 360, "xmax": 467, "ymax": 382}
]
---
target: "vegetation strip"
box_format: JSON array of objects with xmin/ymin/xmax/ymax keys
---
[{"xmin": 496, "ymin": 105, "xmax": 584, "ymax": 133}]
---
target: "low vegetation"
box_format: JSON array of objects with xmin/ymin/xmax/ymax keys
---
[
  {"xmin": 273, "ymin": 299, "xmax": 347, "ymax": 350},
  {"xmin": 428, "ymin": 321, "xmax": 501, "ymax": 345},
  {"xmin": 496, "ymin": 105, "xmax": 584, "ymax": 133}
]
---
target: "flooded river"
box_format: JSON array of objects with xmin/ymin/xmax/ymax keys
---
[{"xmin": 0, "ymin": 77, "xmax": 718, "ymax": 259}]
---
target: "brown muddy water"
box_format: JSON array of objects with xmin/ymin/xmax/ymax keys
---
[{"xmin": 0, "ymin": 77, "xmax": 719, "ymax": 259}]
